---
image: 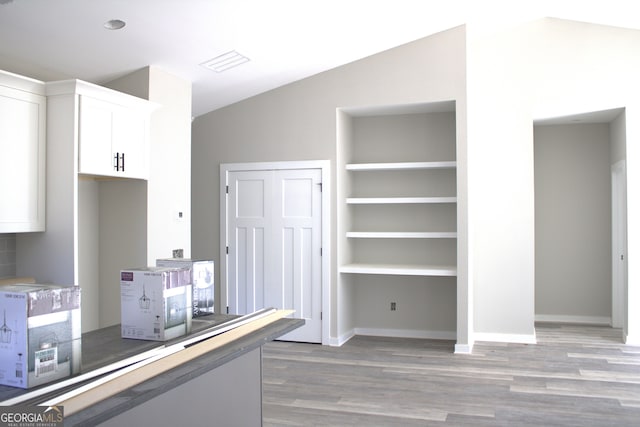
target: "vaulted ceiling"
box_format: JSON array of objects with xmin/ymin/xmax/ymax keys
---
[{"xmin": 1, "ymin": 0, "xmax": 638, "ymax": 117}]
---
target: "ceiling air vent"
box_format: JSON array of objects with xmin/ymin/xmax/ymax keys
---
[{"xmin": 200, "ymin": 51, "xmax": 250, "ymax": 73}]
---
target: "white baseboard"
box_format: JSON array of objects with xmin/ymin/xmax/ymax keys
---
[
  {"xmin": 329, "ymin": 329, "xmax": 356, "ymax": 347},
  {"xmin": 331, "ymin": 328, "xmax": 457, "ymax": 348},
  {"xmin": 474, "ymin": 331, "xmax": 537, "ymax": 345},
  {"xmin": 454, "ymin": 343, "xmax": 474, "ymax": 354},
  {"xmin": 535, "ymin": 314, "xmax": 611, "ymax": 326},
  {"xmin": 625, "ymin": 333, "xmax": 640, "ymax": 346},
  {"xmin": 354, "ymin": 327, "xmax": 456, "ymax": 341}
]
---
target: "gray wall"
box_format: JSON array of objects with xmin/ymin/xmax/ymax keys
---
[
  {"xmin": 0, "ymin": 234, "xmax": 16, "ymax": 278},
  {"xmin": 191, "ymin": 26, "xmax": 468, "ymax": 342},
  {"xmin": 192, "ymin": 17, "xmax": 640, "ymax": 346},
  {"xmin": 534, "ymin": 123, "xmax": 612, "ymax": 322},
  {"xmin": 348, "ymin": 112, "xmax": 457, "ymax": 336}
]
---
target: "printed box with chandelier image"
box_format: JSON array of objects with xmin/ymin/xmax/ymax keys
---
[
  {"xmin": 156, "ymin": 259, "xmax": 214, "ymax": 317},
  {"xmin": 0, "ymin": 283, "xmax": 81, "ymax": 389},
  {"xmin": 120, "ymin": 267, "xmax": 193, "ymax": 341}
]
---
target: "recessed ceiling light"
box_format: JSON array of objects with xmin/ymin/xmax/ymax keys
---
[
  {"xmin": 201, "ymin": 51, "xmax": 250, "ymax": 73},
  {"xmin": 104, "ymin": 19, "xmax": 126, "ymax": 30}
]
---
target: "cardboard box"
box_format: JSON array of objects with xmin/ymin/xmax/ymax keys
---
[
  {"xmin": 156, "ymin": 259, "xmax": 214, "ymax": 317},
  {"xmin": 120, "ymin": 267, "xmax": 192, "ymax": 341},
  {"xmin": 0, "ymin": 284, "xmax": 81, "ymax": 389},
  {"xmin": 0, "ymin": 277, "xmax": 36, "ymax": 286}
]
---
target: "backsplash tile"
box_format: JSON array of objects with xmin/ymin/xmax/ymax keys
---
[{"xmin": 0, "ymin": 234, "xmax": 17, "ymax": 278}]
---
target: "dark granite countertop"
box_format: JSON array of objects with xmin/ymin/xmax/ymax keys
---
[{"xmin": 0, "ymin": 313, "xmax": 304, "ymax": 426}]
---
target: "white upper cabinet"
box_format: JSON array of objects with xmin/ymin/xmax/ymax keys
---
[
  {"xmin": 0, "ymin": 71, "xmax": 46, "ymax": 232},
  {"xmin": 79, "ymin": 94, "xmax": 149, "ymax": 179}
]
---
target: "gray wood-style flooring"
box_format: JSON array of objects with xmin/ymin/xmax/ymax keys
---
[{"xmin": 262, "ymin": 324, "xmax": 640, "ymax": 426}]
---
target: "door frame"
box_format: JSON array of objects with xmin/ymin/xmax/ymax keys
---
[
  {"xmin": 611, "ymin": 160, "xmax": 627, "ymax": 330},
  {"xmin": 220, "ymin": 160, "xmax": 331, "ymax": 345}
]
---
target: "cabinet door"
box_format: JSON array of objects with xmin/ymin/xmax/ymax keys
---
[
  {"xmin": 79, "ymin": 95, "xmax": 116, "ymax": 176},
  {"xmin": 79, "ymin": 95, "xmax": 149, "ymax": 179},
  {"xmin": 112, "ymin": 106, "xmax": 148, "ymax": 179},
  {"xmin": 0, "ymin": 85, "xmax": 46, "ymax": 232}
]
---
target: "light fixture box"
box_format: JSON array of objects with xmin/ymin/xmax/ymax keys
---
[
  {"xmin": 120, "ymin": 267, "xmax": 192, "ymax": 341},
  {"xmin": 155, "ymin": 259, "xmax": 214, "ymax": 317},
  {"xmin": 0, "ymin": 283, "xmax": 81, "ymax": 389}
]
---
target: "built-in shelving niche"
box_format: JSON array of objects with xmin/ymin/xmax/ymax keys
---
[{"xmin": 337, "ymin": 101, "xmax": 457, "ymax": 341}]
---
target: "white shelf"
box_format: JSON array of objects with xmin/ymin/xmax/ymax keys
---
[
  {"xmin": 346, "ymin": 231, "xmax": 457, "ymax": 239},
  {"xmin": 347, "ymin": 197, "xmax": 456, "ymax": 204},
  {"xmin": 346, "ymin": 161, "xmax": 456, "ymax": 171},
  {"xmin": 339, "ymin": 263, "xmax": 457, "ymax": 277}
]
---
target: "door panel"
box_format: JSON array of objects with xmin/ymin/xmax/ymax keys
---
[
  {"xmin": 227, "ymin": 171, "xmax": 271, "ymax": 316},
  {"xmin": 272, "ymin": 169, "xmax": 322, "ymax": 342}
]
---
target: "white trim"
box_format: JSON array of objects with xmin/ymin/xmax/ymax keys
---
[
  {"xmin": 220, "ymin": 160, "xmax": 331, "ymax": 345},
  {"xmin": 346, "ymin": 231, "xmax": 457, "ymax": 239},
  {"xmin": 625, "ymin": 333, "xmax": 640, "ymax": 346},
  {"xmin": 346, "ymin": 161, "xmax": 456, "ymax": 171},
  {"xmin": 339, "ymin": 263, "xmax": 457, "ymax": 277},
  {"xmin": 454, "ymin": 343, "xmax": 473, "ymax": 354},
  {"xmin": 611, "ymin": 160, "xmax": 627, "ymax": 329},
  {"xmin": 346, "ymin": 196, "xmax": 456, "ymax": 204},
  {"xmin": 0, "ymin": 69, "xmax": 45, "ymax": 94},
  {"xmin": 45, "ymin": 79, "xmax": 157, "ymax": 111},
  {"xmin": 354, "ymin": 328, "xmax": 456, "ymax": 341},
  {"xmin": 331, "ymin": 329, "xmax": 356, "ymax": 347},
  {"xmin": 473, "ymin": 332, "xmax": 537, "ymax": 345},
  {"xmin": 535, "ymin": 314, "xmax": 611, "ymax": 326},
  {"xmin": 222, "ymin": 160, "xmax": 328, "ymax": 172}
]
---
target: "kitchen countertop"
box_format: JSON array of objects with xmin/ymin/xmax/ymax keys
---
[{"xmin": 0, "ymin": 313, "xmax": 304, "ymax": 426}]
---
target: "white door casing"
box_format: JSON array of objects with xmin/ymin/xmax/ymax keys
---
[
  {"xmin": 611, "ymin": 160, "xmax": 627, "ymax": 331},
  {"xmin": 221, "ymin": 161, "xmax": 330, "ymax": 344}
]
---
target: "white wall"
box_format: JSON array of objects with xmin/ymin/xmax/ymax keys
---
[
  {"xmin": 106, "ymin": 67, "xmax": 193, "ymax": 264},
  {"xmin": 335, "ymin": 110, "xmax": 356, "ymax": 339},
  {"xmin": 467, "ymin": 18, "xmax": 640, "ymax": 343},
  {"xmin": 192, "ymin": 26, "xmax": 469, "ymax": 344},
  {"xmin": 534, "ymin": 123, "xmax": 612, "ymax": 324},
  {"xmin": 610, "ymin": 111, "xmax": 626, "ymax": 164},
  {"xmin": 467, "ymin": 22, "xmax": 538, "ymax": 343}
]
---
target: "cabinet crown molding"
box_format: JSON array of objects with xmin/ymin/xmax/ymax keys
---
[
  {"xmin": 0, "ymin": 69, "xmax": 46, "ymax": 95},
  {"xmin": 44, "ymin": 79, "xmax": 158, "ymax": 112}
]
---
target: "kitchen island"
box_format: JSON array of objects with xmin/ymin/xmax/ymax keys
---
[{"xmin": 0, "ymin": 310, "xmax": 303, "ymax": 426}]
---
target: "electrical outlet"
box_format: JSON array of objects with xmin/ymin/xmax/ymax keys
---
[
  {"xmin": 172, "ymin": 249, "xmax": 184, "ymax": 258},
  {"xmin": 390, "ymin": 302, "xmax": 396, "ymax": 311}
]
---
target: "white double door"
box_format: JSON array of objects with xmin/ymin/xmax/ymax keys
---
[{"xmin": 225, "ymin": 167, "xmax": 322, "ymax": 343}]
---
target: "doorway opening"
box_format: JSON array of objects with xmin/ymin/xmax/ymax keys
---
[{"xmin": 533, "ymin": 108, "xmax": 627, "ymax": 342}]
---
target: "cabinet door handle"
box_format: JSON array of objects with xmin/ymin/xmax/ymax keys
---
[{"xmin": 114, "ymin": 152, "xmax": 125, "ymax": 172}]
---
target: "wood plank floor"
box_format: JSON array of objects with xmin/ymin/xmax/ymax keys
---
[{"xmin": 262, "ymin": 324, "xmax": 640, "ymax": 426}]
